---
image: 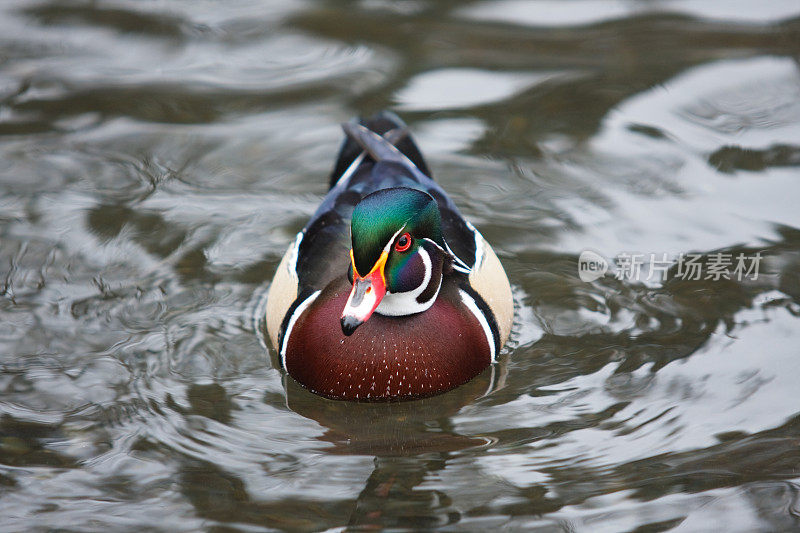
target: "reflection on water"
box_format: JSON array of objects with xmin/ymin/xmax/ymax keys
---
[{"xmin": 1, "ymin": 0, "xmax": 800, "ymax": 530}]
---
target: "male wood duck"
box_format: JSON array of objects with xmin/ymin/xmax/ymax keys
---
[{"xmin": 266, "ymin": 112, "xmax": 513, "ymax": 401}]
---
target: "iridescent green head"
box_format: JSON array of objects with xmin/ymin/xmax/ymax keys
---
[{"xmin": 341, "ymin": 187, "xmax": 449, "ymax": 335}]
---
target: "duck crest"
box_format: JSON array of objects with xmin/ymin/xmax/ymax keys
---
[{"xmin": 265, "ymin": 111, "xmax": 513, "ymax": 401}]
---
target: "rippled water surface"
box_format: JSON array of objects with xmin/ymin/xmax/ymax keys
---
[{"xmin": 2, "ymin": 1, "xmax": 800, "ymax": 531}]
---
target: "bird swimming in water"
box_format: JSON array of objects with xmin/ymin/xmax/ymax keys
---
[{"xmin": 266, "ymin": 112, "xmax": 513, "ymax": 401}]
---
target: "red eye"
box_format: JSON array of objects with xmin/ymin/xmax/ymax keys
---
[{"xmin": 394, "ymin": 232, "xmax": 412, "ymax": 253}]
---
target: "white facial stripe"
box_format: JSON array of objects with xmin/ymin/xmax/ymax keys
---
[
  {"xmin": 452, "ymin": 263, "xmax": 471, "ymax": 274},
  {"xmin": 280, "ymin": 290, "xmax": 321, "ymax": 370},
  {"xmin": 375, "ymin": 246, "xmax": 439, "ymax": 316},
  {"xmin": 382, "ymin": 225, "xmax": 407, "ymax": 254},
  {"xmin": 459, "ymin": 289, "xmax": 496, "ymax": 362},
  {"xmin": 421, "ymin": 238, "xmax": 444, "ymax": 253},
  {"xmin": 423, "ymin": 235, "xmax": 472, "ymax": 274},
  {"xmin": 441, "ymin": 238, "xmax": 471, "ymax": 274}
]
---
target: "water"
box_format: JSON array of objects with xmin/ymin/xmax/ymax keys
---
[{"xmin": 1, "ymin": 1, "xmax": 800, "ymax": 531}]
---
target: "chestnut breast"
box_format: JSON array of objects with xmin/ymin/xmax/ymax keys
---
[{"xmin": 284, "ymin": 278, "xmax": 491, "ymax": 401}]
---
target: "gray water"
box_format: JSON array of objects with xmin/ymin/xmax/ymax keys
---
[{"xmin": 2, "ymin": 1, "xmax": 800, "ymax": 531}]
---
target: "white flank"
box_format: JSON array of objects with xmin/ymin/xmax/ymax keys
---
[
  {"xmin": 288, "ymin": 231, "xmax": 303, "ymax": 275},
  {"xmin": 465, "ymin": 220, "xmax": 485, "ymax": 270},
  {"xmin": 459, "ymin": 289, "xmax": 496, "ymax": 362},
  {"xmin": 280, "ymin": 290, "xmax": 321, "ymax": 370},
  {"xmin": 383, "ymin": 225, "xmax": 407, "ymax": 254}
]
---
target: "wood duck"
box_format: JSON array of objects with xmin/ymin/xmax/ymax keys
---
[{"xmin": 266, "ymin": 112, "xmax": 513, "ymax": 401}]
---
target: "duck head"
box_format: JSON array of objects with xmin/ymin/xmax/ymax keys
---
[{"xmin": 341, "ymin": 187, "xmax": 450, "ymax": 335}]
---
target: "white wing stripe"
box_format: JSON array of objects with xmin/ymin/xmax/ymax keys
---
[{"xmin": 334, "ymin": 151, "xmax": 365, "ymax": 187}]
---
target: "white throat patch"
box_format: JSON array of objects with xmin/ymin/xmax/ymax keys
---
[{"xmin": 375, "ymin": 247, "xmax": 440, "ymax": 316}]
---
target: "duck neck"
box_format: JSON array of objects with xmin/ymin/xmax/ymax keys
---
[{"xmin": 375, "ymin": 243, "xmax": 443, "ymax": 316}]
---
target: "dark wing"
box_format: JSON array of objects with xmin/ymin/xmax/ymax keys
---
[{"xmin": 296, "ymin": 115, "xmax": 479, "ymax": 292}]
